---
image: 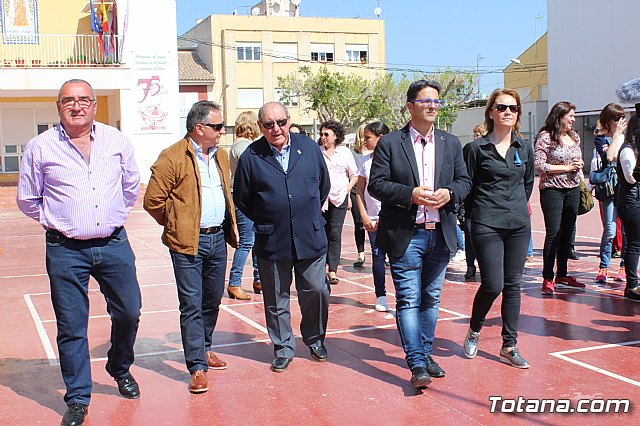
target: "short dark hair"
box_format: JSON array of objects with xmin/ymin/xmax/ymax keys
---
[
  {"xmin": 289, "ymin": 123, "xmax": 307, "ymax": 136},
  {"xmin": 406, "ymin": 79, "xmax": 441, "ymax": 103},
  {"xmin": 186, "ymin": 101, "xmax": 222, "ymax": 133},
  {"xmin": 58, "ymin": 79, "xmax": 96, "ymax": 101},
  {"xmin": 364, "ymin": 121, "xmax": 390, "ymax": 137},
  {"xmin": 598, "ymin": 103, "xmax": 625, "ymax": 134},
  {"xmin": 320, "ymin": 120, "xmax": 345, "ymax": 144}
]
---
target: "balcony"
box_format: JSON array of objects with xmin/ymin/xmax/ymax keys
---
[{"xmin": 0, "ymin": 34, "xmax": 122, "ymax": 67}]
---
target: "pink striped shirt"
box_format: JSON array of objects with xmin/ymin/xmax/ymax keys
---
[{"xmin": 17, "ymin": 122, "xmax": 140, "ymax": 239}]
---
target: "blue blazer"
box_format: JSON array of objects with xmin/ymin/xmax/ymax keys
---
[
  {"xmin": 368, "ymin": 124, "xmax": 471, "ymax": 257},
  {"xmin": 233, "ymin": 133, "xmax": 330, "ymax": 261}
]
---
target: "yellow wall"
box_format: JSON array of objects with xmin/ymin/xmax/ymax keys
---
[
  {"xmin": 185, "ymin": 14, "xmax": 386, "ymax": 127},
  {"xmin": 504, "ymin": 33, "xmax": 548, "ymax": 101},
  {"xmin": 37, "ymin": 0, "xmax": 92, "ymax": 34}
]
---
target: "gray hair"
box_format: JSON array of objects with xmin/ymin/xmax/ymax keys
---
[
  {"xmin": 186, "ymin": 101, "xmax": 222, "ymax": 132},
  {"xmin": 257, "ymin": 102, "xmax": 289, "ymax": 122},
  {"xmin": 57, "ymin": 79, "xmax": 96, "ymax": 101}
]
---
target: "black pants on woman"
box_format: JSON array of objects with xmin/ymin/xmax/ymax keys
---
[
  {"xmin": 349, "ymin": 190, "xmax": 365, "ymax": 254},
  {"xmin": 618, "ymin": 205, "xmax": 640, "ymax": 289},
  {"xmin": 323, "ymin": 195, "xmax": 349, "ymax": 272},
  {"xmin": 539, "ymin": 187, "xmax": 580, "ymax": 280},
  {"xmin": 469, "ymin": 221, "xmax": 530, "ymax": 347}
]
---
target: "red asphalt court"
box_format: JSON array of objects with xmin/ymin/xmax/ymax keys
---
[{"xmin": 0, "ymin": 183, "xmax": 638, "ymax": 426}]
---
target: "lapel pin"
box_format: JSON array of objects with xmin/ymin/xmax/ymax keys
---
[{"xmin": 297, "ymin": 150, "xmax": 301, "ymax": 154}]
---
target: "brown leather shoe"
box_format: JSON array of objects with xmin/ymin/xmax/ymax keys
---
[
  {"xmin": 206, "ymin": 351, "xmax": 228, "ymax": 370},
  {"xmin": 189, "ymin": 370, "xmax": 208, "ymax": 393},
  {"xmin": 253, "ymin": 281, "xmax": 262, "ymax": 295},
  {"xmin": 227, "ymin": 286, "xmax": 251, "ymax": 300}
]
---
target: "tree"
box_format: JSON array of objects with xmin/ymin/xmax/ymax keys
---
[{"xmin": 278, "ymin": 66, "xmax": 478, "ymax": 132}]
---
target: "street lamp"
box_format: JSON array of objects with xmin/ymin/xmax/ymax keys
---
[{"xmin": 476, "ymin": 54, "xmax": 485, "ymax": 99}]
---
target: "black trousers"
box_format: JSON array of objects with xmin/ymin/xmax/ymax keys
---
[
  {"xmin": 323, "ymin": 195, "xmax": 349, "ymax": 272},
  {"xmin": 349, "ymin": 190, "xmax": 365, "ymax": 253},
  {"xmin": 539, "ymin": 187, "xmax": 580, "ymax": 280},
  {"xmin": 618, "ymin": 205, "xmax": 640, "ymax": 289},
  {"xmin": 470, "ymin": 221, "xmax": 530, "ymax": 347}
]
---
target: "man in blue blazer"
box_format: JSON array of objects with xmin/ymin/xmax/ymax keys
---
[
  {"xmin": 368, "ymin": 80, "xmax": 471, "ymax": 390},
  {"xmin": 233, "ymin": 102, "xmax": 331, "ymax": 373}
]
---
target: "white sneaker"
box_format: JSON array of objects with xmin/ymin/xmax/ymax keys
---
[
  {"xmin": 452, "ymin": 249, "xmax": 465, "ymax": 262},
  {"xmin": 375, "ymin": 296, "xmax": 388, "ymax": 312}
]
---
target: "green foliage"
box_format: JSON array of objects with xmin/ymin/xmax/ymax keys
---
[{"xmin": 277, "ymin": 66, "xmax": 477, "ymax": 132}]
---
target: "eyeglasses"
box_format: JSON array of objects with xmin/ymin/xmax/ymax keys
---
[
  {"xmin": 410, "ymin": 98, "xmax": 445, "ymax": 108},
  {"xmin": 261, "ymin": 118, "xmax": 288, "ymax": 129},
  {"xmin": 321, "ymin": 132, "xmax": 333, "ymax": 137},
  {"xmin": 494, "ymin": 104, "xmax": 520, "ymax": 113},
  {"xmin": 58, "ymin": 97, "xmax": 95, "ymax": 109},
  {"xmin": 203, "ymin": 122, "xmax": 225, "ymax": 131}
]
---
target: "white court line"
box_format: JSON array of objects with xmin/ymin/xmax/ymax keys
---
[
  {"xmin": 549, "ymin": 340, "xmax": 640, "ymax": 387},
  {"xmin": 24, "ymin": 282, "xmax": 176, "ymax": 297},
  {"xmin": 219, "ymin": 304, "xmax": 269, "ymax": 334},
  {"xmin": 23, "ymin": 294, "xmax": 59, "ymax": 366}
]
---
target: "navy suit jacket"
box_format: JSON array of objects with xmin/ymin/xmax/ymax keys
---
[
  {"xmin": 233, "ymin": 133, "xmax": 330, "ymax": 261},
  {"xmin": 368, "ymin": 124, "xmax": 471, "ymax": 257}
]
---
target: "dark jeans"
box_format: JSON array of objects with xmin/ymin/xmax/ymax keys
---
[
  {"xmin": 469, "ymin": 222, "xmax": 530, "ymax": 347},
  {"xmin": 45, "ymin": 227, "xmax": 141, "ymax": 406},
  {"xmin": 464, "ymin": 218, "xmax": 476, "ymax": 268},
  {"xmin": 539, "ymin": 187, "xmax": 579, "ymax": 280},
  {"xmin": 170, "ymin": 231, "xmax": 227, "ymax": 373},
  {"xmin": 618, "ymin": 205, "xmax": 640, "ymax": 289},
  {"xmin": 258, "ymin": 255, "xmax": 329, "ymax": 358},
  {"xmin": 389, "ymin": 228, "xmax": 450, "ymax": 369},
  {"xmin": 367, "ymin": 230, "xmax": 387, "ymax": 297},
  {"xmin": 228, "ymin": 207, "xmax": 260, "ymax": 287},
  {"xmin": 323, "ymin": 195, "xmax": 349, "ymax": 272},
  {"xmin": 349, "ymin": 190, "xmax": 365, "ymax": 253}
]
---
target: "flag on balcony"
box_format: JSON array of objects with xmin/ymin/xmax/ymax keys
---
[
  {"xmin": 109, "ymin": 0, "xmax": 118, "ymax": 59},
  {"xmin": 90, "ymin": 0, "xmax": 100, "ymax": 33},
  {"xmin": 100, "ymin": 0, "xmax": 110, "ymax": 56}
]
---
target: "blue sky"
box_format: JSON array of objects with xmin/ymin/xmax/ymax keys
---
[{"xmin": 176, "ymin": 0, "xmax": 548, "ymax": 96}]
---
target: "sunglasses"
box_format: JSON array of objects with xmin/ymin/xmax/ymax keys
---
[
  {"xmin": 494, "ymin": 104, "xmax": 519, "ymax": 113},
  {"xmin": 614, "ymin": 116, "xmax": 624, "ymax": 122},
  {"xmin": 261, "ymin": 118, "xmax": 288, "ymax": 129},
  {"xmin": 203, "ymin": 122, "xmax": 225, "ymax": 131},
  {"xmin": 410, "ymin": 98, "xmax": 445, "ymax": 108}
]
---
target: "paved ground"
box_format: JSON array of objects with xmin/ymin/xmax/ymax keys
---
[{"xmin": 0, "ymin": 183, "xmax": 638, "ymax": 425}]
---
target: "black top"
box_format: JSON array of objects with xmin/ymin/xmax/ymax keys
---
[
  {"xmin": 464, "ymin": 134, "xmax": 535, "ymax": 229},
  {"xmin": 617, "ymin": 143, "xmax": 640, "ymax": 210}
]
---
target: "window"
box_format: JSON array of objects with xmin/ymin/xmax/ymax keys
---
[
  {"xmin": 275, "ymin": 89, "xmax": 299, "ymax": 107},
  {"xmin": 272, "ymin": 42, "xmax": 298, "ymax": 63},
  {"xmin": 238, "ymin": 88, "xmax": 264, "ymax": 109},
  {"xmin": 2, "ymin": 144, "xmax": 25, "ymax": 173},
  {"xmin": 237, "ymin": 42, "xmax": 261, "ymax": 62},
  {"xmin": 345, "ymin": 44, "xmax": 368, "ymax": 63},
  {"xmin": 310, "ymin": 43, "xmax": 334, "ymax": 63}
]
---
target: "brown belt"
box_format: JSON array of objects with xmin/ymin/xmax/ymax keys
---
[{"xmin": 200, "ymin": 226, "xmax": 222, "ymax": 234}]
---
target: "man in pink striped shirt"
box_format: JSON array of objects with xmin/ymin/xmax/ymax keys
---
[{"xmin": 17, "ymin": 79, "xmax": 141, "ymax": 426}]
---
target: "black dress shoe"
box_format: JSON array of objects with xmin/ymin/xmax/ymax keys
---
[
  {"xmin": 61, "ymin": 404, "xmax": 88, "ymax": 426},
  {"xmin": 309, "ymin": 344, "xmax": 328, "ymax": 362},
  {"xmin": 410, "ymin": 366, "xmax": 431, "ymax": 389},
  {"xmin": 114, "ymin": 372, "xmax": 140, "ymax": 399},
  {"xmin": 270, "ymin": 357, "xmax": 293, "ymax": 373},
  {"xmin": 425, "ymin": 355, "xmax": 445, "ymax": 378},
  {"xmin": 625, "ymin": 286, "xmax": 640, "ymax": 300},
  {"xmin": 568, "ymin": 249, "xmax": 580, "ymax": 260},
  {"xmin": 464, "ymin": 266, "xmax": 476, "ymax": 279}
]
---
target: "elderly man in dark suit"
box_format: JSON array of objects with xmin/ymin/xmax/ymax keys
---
[
  {"xmin": 233, "ymin": 101, "xmax": 331, "ymax": 373},
  {"xmin": 368, "ymin": 80, "xmax": 471, "ymax": 390}
]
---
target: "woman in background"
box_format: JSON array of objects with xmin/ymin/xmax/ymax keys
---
[
  {"xmin": 356, "ymin": 121, "xmax": 391, "ymax": 311},
  {"xmin": 534, "ymin": 101, "xmax": 584, "ymax": 295},
  {"xmin": 350, "ymin": 124, "xmax": 368, "ymax": 268}
]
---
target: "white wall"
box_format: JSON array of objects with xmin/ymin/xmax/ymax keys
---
[{"xmin": 548, "ymin": 0, "xmax": 640, "ymax": 113}]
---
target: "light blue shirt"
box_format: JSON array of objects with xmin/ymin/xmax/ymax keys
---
[
  {"xmin": 270, "ymin": 140, "xmax": 291, "ymax": 173},
  {"xmin": 191, "ymin": 139, "xmax": 226, "ymax": 228}
]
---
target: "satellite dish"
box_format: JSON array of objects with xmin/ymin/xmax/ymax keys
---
[
  {"xmin": 251, "ymin": 6, "xmax": 260, "ymax": 16},
  {"xmin": 374, "ymin": 6, "xmax": 382, "ymax": 17},
  {"xmin": 291, "ymin": 0, "xmax": 301, "ymax": 5}
]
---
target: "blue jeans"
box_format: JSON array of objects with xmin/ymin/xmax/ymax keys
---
[
  {"xmin": 45, "ymin": 227, "xmax": 141, "ymax": 406},
  {"xmin": 389, "ymin": 228, "xmax": 450, "ymax": 369},
  {"xmin": 228, "ymin": 207, "xmax": 260, "ymax": 287},
  {"xmin": 367, "ymin": 230, "xmax": 387, "ymax": 298},
  {"xmin": 599, "ymin": 197, "xmax": 617, "ymax": 269},
  {"xmin": 527, "ymin": 236, "xmax": 533, "ymax": 257},
  {"xmin": 456, "ymin": 224, "xmax": 465, "ymax": 250},
  {"xmin": 170, "ymin": 231, "xmax": 227, "ymax": 373}
]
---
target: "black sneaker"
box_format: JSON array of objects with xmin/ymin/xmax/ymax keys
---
[
  {"xmin": 499, "ymin": 346, "xmax": 530, "ymax": 369},
  {"xmin": 410, "ymin": 366, "xmax": 431, "ymax": 389},
  {"xmin": 61, "ymin": 404, "xmax": 88, "ymax": 426}
]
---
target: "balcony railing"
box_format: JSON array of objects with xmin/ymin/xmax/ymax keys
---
[{"xmin": 0, "ymin": 34, "xmax": 123, "ymax": 67}]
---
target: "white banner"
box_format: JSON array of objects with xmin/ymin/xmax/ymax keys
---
[{"xmin": 133, "ymin": 51, "xmax": 172, "ymax": 134}]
